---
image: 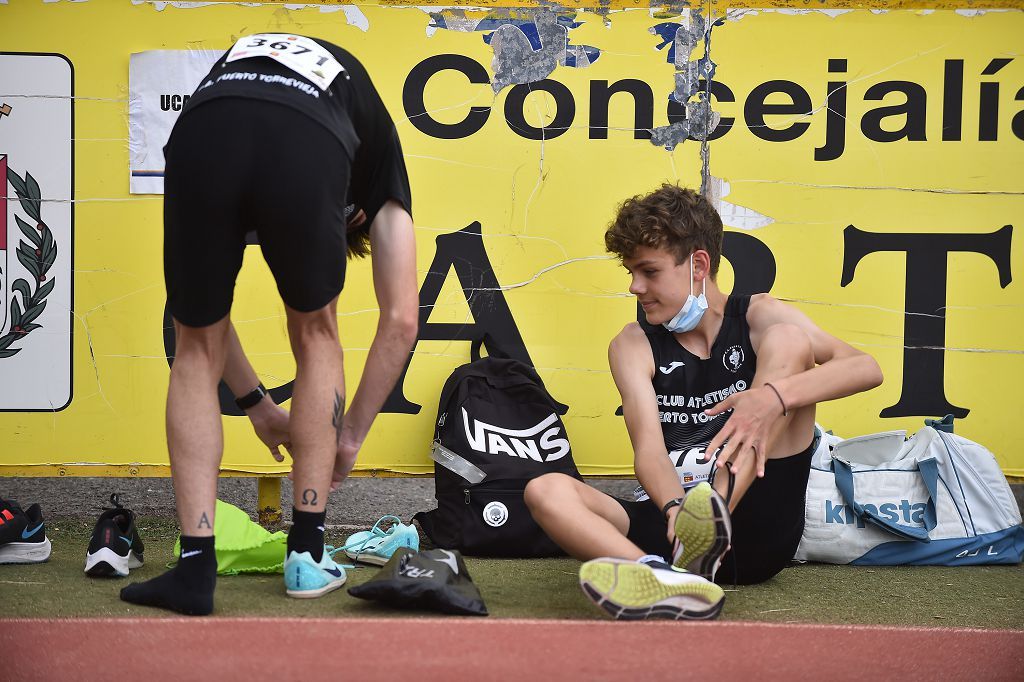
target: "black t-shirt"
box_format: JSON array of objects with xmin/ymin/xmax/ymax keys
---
[
  {"xmin": 181, "ymin": 35, "xmax": 412, "ymax": 226},
  {"xmin": 647, "ymin": 295, "xmax": 758, "ymax": 455}
]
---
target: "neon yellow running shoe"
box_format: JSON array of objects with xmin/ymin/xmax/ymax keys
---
[
  {"xmin": 579, "ymin": 557, "xmax": 725, "ymax": 621},
  {"xmin": 672, "ymin": 482, "xmax": 732, "ymax": 581}
]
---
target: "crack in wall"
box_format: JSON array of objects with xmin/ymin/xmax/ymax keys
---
[{"xmin": 731, "ymin": 180, "xmax": 1024, "ymax": 195}]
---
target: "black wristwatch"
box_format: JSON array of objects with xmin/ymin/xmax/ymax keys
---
[
  {"xmin": 661, "ymin": 497, "xmax": 685, "ymax": 519},
  {"xmin": 235, "ymin": 383, "xmax": 268, "ymax": 410}
]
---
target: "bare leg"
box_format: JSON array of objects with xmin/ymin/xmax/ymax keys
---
[
  {"xmin": 286, "ymin": 298, "xmax": 344, "ymax": 517},
  {"xmin": 525, "ymin": 474, "xmax": 644, "ymax": 560},
  {"xmin": 119, "ymin": 316, "xmax": 228, "ymax": 615},
  {"xmin": 714, "ymin": 323, "xmax": 815, "ymax": 511},
  {"xmin": 167, "ymin": 317, "xmax": 230, "ymax": 534}
]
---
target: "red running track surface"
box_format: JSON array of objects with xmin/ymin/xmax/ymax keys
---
[{"xmin": 2, "ymin": 618, "xmax": 1022, "ymax": 681}]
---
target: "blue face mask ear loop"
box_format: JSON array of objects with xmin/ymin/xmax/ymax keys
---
[{"xmin": 692, "ymin": 252, "xmax": 707, "ymax": 303}]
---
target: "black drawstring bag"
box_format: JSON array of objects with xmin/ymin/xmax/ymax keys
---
[{"xmin": 348, "ymin": 548, "xmax": 488, "ymax": 616}]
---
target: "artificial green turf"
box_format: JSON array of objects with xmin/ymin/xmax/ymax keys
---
[{"xmin": 1, "ymin": 519, "xmax": 1021, "ymax": 628}]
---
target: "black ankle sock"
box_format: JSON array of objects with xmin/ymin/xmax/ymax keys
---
[
  {"xmin": 288, "ymin": 508, "xmax": 326, "ymax": 562},
  {"xmin": 119, "ymin": 535, "xmax": 216, "ymax": 616}
]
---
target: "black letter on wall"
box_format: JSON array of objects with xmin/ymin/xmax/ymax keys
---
[
  {"xmin": 403, "ymin": 54, "xmax": 491, "ymax": 139},
  {"xmin": 590, "ymin": 79, "xmax": 654, "ymax": 140},
  {"xmin": 504, "ymin": 80, "xmax": 576, "ymax": 141},
  {"xmin": 383, "ymin": 223, "xmax": 539, "ymax": 414},
  {"xmin": 841, "ymin": 225, "xmax": 1013, "ymax": 418}
]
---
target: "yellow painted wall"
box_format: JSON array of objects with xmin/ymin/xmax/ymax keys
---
[{"xmin": 0, "ymin": 2, "xmax": 1021, "ymax": 477}]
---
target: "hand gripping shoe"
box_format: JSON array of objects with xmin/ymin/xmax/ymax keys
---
[
  {"xmin": 85, "ymin": 494, "xmax": 145, "ymax": 577},
  {"xmin": 0, "ymin": 498, "xmax": 52, "ymax": 564},
  {"xmin": 341, "ymin": 515, "xmax": 419, "ymax": 566},
  {"xmin": 284, "ymin": 548, "xmax": 347, "ymax": 598}
]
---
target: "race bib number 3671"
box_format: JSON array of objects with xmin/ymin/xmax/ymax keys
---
[{"xmin": 226, "ymin": 34, "xmax": 345, "ymax": 90}]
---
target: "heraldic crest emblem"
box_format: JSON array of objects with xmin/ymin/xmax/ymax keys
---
[{"xmin": 1, "ymin": 160, "xmax": 58, "ymax": 359}]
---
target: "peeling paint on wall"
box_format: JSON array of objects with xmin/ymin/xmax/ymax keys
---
[
  {"xmin": 706, "ymin": 177, "xmax": 775, "ymax": 231},
  {"xmin": 648, "ymin": 10, "xmax": 722, "ymax": 157},
  {"xmin": 428, "ymin": 9, "xmax": 601, "ymax": 91}
]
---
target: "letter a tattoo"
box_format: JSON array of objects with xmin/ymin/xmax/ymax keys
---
[{"xmin": 198, "ymin": 512, "xmax": 211, "ymax": 529}]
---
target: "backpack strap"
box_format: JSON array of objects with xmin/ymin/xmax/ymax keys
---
[{"xmin": 470, "ymin": 333, "xmax": 513, "ymax": 362}]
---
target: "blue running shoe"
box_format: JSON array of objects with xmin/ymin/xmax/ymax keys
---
[
  {"xmin": 341, "ymin": 516, "xmax": 419, "ymax": 566},
  {"xmin": 284, "ymin": 548, "xmax": 347, "ymax": 599}
]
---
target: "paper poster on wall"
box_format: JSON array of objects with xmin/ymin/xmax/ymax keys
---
[
  {"xmin": 128, "ymin": 50, "xmax": 220, "ymax": 194},
  {"xmin": 0, "ymin": 53, "xmax": 73, "ymax": 411}
]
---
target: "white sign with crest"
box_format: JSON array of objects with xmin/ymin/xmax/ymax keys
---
[{"xmin": 0, "ymin": 53, "xmax": 73, "ymax": 411}]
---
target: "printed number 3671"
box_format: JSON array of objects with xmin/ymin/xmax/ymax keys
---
[{"xmin": 246, "ymin": 37, "xmax": 328, "ymax": 65}]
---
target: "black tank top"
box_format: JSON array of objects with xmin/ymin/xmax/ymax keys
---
[{"xmin": 648, "ymin": 295, "xmax": 757, "ymax": 455}]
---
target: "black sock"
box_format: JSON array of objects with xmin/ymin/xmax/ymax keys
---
[
  {"xmin": 119, "ymin": 535, "xmax": 216, "ymax": 616},
  {"xmin": 288, "ymin": 508, "xmax": 326, "ymax": 562}
]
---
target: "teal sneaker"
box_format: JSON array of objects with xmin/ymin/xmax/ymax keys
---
[
  {"xmin": 671, "ymin": 482, "xmax": 732, "ymax": 581},
  {"xmin": 284, "ymin": 548, "xmax": 347, "ymax": 599},
  {"xmin": 341, "ymin": 515, "xmax": 419, "ymax": 566}
]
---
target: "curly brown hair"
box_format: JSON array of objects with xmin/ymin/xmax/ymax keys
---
[{"xmin": 604, "ymin": 184, "xmax": 723, "ymax": 277}]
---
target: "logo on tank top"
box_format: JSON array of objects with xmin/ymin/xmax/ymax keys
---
[
  {"xmin": 659, "ymin": 361, "xmax": 685, "ymax": 374},
  {"xmin": 723, "ymin": 345, "xmax": 745, "ymax": 372}
]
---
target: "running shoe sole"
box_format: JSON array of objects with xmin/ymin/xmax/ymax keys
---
[
  {"xmin": 0, "ymin": 538, "xmax": 51, "ymax": 564},
  {"xmin": 673, "ymin": 482, "xmax": 732, "ymax": 581},
  {"xmin": 84, "ymin": 546, "xmax": 144, "ymax": 577},
  {"xmin": 579, "ymin": 558, "xmax": 725, "ymax": 621},
  {"xmin": 344, "ymin": 550, "xmax": 390, "ymax": 566},
  {"xmin": 285, "ymin": 577, "xmax": 347, "ymax": 599}
]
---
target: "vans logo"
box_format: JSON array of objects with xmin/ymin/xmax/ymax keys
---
[
  {"xmin": 824, "ymin": 499, "xmax": 927, "ymax": 528},
  {"xmin": 462, "ymin": 408, "xmax": 570, "ymax": 462}
]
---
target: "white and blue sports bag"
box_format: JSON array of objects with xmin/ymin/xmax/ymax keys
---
[{"xmin": 795, "ymin": 418, "xmax": 1024, "ymax": 566}]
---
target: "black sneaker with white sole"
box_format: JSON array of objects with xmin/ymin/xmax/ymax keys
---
[
  {"xmin": 85, "ymin": 494, "xmax": 144, "ymax": 577},
  {"xmin": 0, "ymin": 498, "xmax": 52, "ymax": 564}
]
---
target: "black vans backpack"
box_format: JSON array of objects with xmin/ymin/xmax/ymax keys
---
[{"xmin": 414, "ymin": 341, "xmax": 582, "ymax": 557}]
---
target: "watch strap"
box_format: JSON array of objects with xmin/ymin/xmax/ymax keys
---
[
  {"xmin": 235, "ymin": 383, "xmax": 268, "ymax": 410},
  {"xmin": 661, "ymin": 497, "xmax": 684, "ymax": 519}
]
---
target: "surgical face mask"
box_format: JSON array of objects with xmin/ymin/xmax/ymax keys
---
[{"xmin": 662, "ymin": 253, "xmax": 707, "ymax": 333}]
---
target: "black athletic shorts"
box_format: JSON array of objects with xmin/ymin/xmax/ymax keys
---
[
  {"xmin": 163, "ymin": 98, "xmax": 351, "ymax": 327},
  {"xmin": 616, "ymin": 441, "xmax": 814, "ymax": 585}
]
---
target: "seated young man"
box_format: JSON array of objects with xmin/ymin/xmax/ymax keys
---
[{"xmin": 525, "ymin": 184, "xmax": 883, "ymax": 620}]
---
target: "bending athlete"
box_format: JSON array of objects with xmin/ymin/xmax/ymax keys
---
[
  {"xmin": 121, "ymin": 34, "xmax": 418, "ymax": 615},
  {"xmin": 525, "ymin": 184, "xmax": 882, "ymax": 620}
]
